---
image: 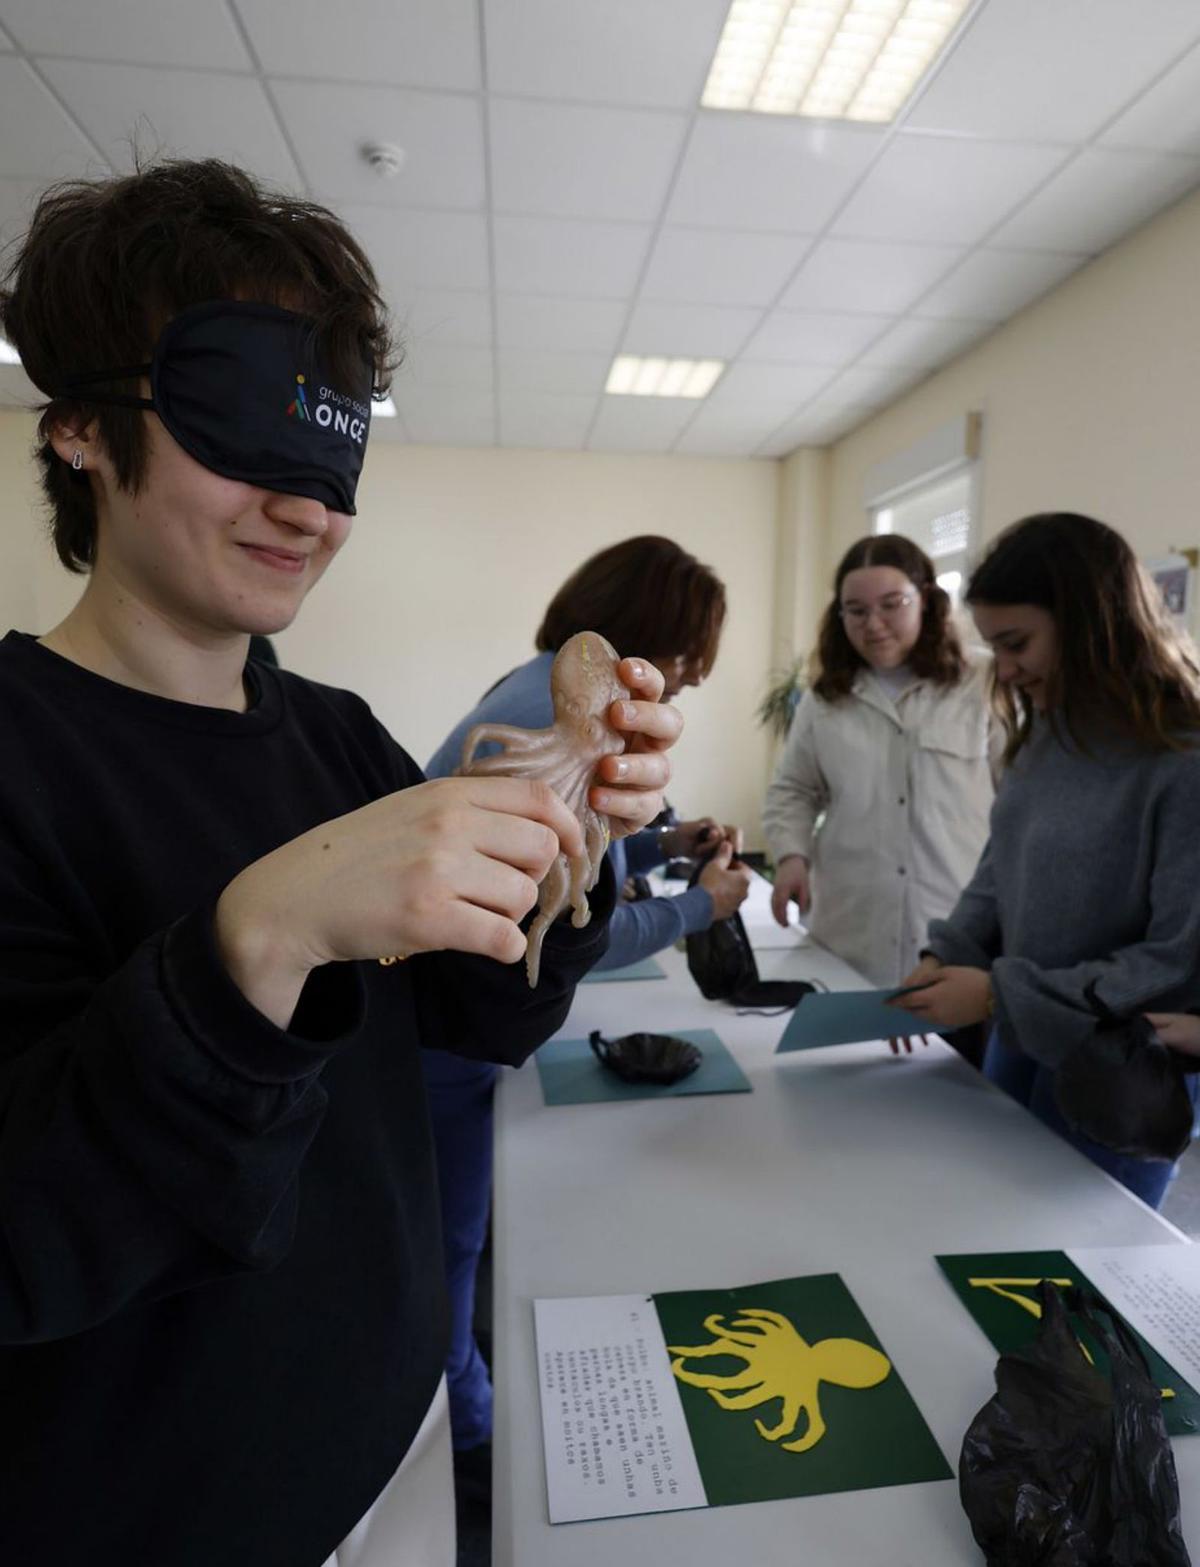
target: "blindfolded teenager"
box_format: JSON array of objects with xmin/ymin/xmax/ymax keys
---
[
  {"xmin": 0, "ymin": 159, "xmax": 679, "ymax": 1566},
  {"xmin": 896, "ymin": 513, "xmax": 1200, "ymax": 1207}
]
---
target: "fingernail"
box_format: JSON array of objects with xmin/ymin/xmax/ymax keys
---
[
  {"xmin": 630, "ymin": 661, "xmax": 646, "ymax": 679},
  {"xmin": 593, "ymin": 790, "xmax": 610, "ymax": 809},
  {"xmin": 612, "ymin": 758, "xmax": 629, "ymax": 778},
  {"xmin": 620, "ymin": 702, "xmax": 636, "ymax": 722}
]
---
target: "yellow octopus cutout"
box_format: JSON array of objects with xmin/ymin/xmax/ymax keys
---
[{"xmin": 668, "ymin": 1307, "xmax": 891, "ymax": 1453}]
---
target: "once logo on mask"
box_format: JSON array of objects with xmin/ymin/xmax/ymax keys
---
[{"xmin": 287, "ymin": 373, "xmax": 368, "ymax": 444}]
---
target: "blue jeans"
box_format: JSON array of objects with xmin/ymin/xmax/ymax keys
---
[
  {"xmin": 422, "ymin": 1049, "xmax": 498, "ymax": 1451},
  {"xmin": 983, "ymin": 1031, "xmax": 1197, "ymax": 1210}
]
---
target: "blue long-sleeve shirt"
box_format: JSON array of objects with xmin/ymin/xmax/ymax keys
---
[{"xmin": 427, "ymin": 652, "xmax": 713, "ymax": 968}]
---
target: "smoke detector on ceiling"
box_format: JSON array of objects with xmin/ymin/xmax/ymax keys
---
[{"xmin": 360, "ymin": 141, "xmax": 406, "ymax": 179}]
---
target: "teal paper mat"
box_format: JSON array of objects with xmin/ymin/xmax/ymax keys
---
[
  {"xmin": 579, "ymin": 956, "xmax": 667, "ymax": 983},
  {"xmin": 776, "ymin": 988, "xmax": 932, "ymax": 1052},
  {"xmin": 536, "ymin": 1027, "xmax": 751, "ymax": 1105}
]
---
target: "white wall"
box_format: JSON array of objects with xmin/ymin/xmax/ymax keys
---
[
  {"xmin": 826, "ymin": 185, "xmax": 1200, "ymax": 573},
  {"xmin": 0, "ymin": 423, "xmax": 780, "ymax": 840}
]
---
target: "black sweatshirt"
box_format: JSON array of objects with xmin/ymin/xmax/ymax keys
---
[{"xmin": 0, "ymin": 631, "xmax": 612, "ymax": 1566}]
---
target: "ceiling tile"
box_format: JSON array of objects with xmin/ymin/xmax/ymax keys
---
[
  {"xmin": 337, "ymin": 206, "xmax": 490, "ymax": 303},
  {"xmin": 622, "ymin": 300, "xmax": 761, "ymax": 359},
  {"xmin": 484, "ymin": 0, "xmax": 728, "ymax": 110},
  {"xmin": 907, "ymin": 0, "xmax": 1200, "ymax": 143},
  {"xmin": 706, "ymin": 361, "xmax": 832, "ymax": 410},
  {"xmin": 675, "ymin": 418, "xmax": 777, "ymax": 457},
  {"xmin": 236, "ymin": 0, "xmax": 479, "ymax": 90},
  {"xmin": 493, "ymin": 215, "xmax": 650, "ymax": 299},
  {"xmin": 397, "ymin": 290, "xmax": 492, "ymax": 349},
  {"xmin": 991, "ymin": 147, "xmax": 1200, "ymax": 253},
  {"xmin": 669, "ymin": 115, "xmax": 883, "ymax": 233},
  {"xmin": 742, "ymin": 309, "xmax": 893, "ymax": 366},
  {"xmin": 857, "ymin": 315, "xmax": 990, "ymax": 371},
  {"xmin": 760, "ymin": 405, "xmax": 874, "ymax": 452},
  {"xmin": 641, "ymin": 226, "xmax": 810, "ymax": 307},
  {"xmin": 498, "ymin": 390, "xmax": 595, "ymax": 450},
  {"xmin": 489, "ymin": 99, "xmax": 687, "ymax": 222},
  {"xmin": 497, "ymin": 349, "xmax": 611, "ymax": 395},
  {"xmin": 782, "ymin": 238, "xmax": 964, "ymax": 315},
  {"xmin": 273, "ymin": 80, "xmax": 485, "ymax": 209},
  {"xmin": 394, "ymin": 386, "xmax": 495, "ymax": 446},
  {"xmin": 832, "ymin": 134, "xmax": 1069, "ymax": 246},
  {"xmin": 496, "ymin": 295, "xmax": 625, "ymax": 353},
  {"xmin": 1, "ymin": 0, "xmax": 250, "ymax": 68},
  {"xmin": 815, "ymin": 365, "xmax": 919, "ymax": 409},
  {"xmin": 589, "ymin": 396, "xmax": 696, "ymax": 452},
  {"xmin": 0, "ymin": 174, "xmax": 46, "ymax": 249},
  {"xmin": 1101, "ymin": 43, "xmax": 1200, "ymax": 154},
  {"xmin": 0, "ymin": 57, "xmax": 98, "ymax": 177},
  {"xmin": 675, "ymin": 397, "xmax": 807, "ymax": 456},
  {"xmin": 917, "ymin": 248, "xmax": 1088, "ymax": 322},
  {"xmin": 40, "ymin": 60, "xmax": 301, "ymax": 188},
  {"xmin": 395, "ymin": 343, "xmax": 494, "ymax": 392}
]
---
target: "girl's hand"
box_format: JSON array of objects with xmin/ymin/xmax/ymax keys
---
[
  {"xmin": 890, "ymin": 965, "xmax": 992, "ymax": 1029},
  {"xmin": 592, "ymin": 657, "xmax": 683, "ymax": 839},
  {"xmin": 216, "ymin": 776, "xmax": 585, "ymax": 1028},
  {"xmin": 1145, "ymin": 1012, "xmax": 1200, "ymax": 1057},
  {"xmin": 770, "ymin": 854, "xmax": 811, "ymax": 925}
]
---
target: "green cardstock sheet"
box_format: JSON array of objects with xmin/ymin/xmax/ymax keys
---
[
  {"xmin": 653, "ymin": 1273, "xmax": 952, "ymax": 1505},
  {"xmin": 937, "ymin": 1250, "xmax": 1200, "ymax": 1438},
  {"xmin": 775, "ymin": 988, "xmax": 932, "ymax": 1052},
  {"xmin": 535, "ymin": 1027, "xmax": 751, "ymax": 1106},
  {"xmin": 579, "ymin": 956, "xmax": 667, "ymax": 983}
]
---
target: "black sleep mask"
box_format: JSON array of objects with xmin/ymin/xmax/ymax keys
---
[{"xmin": 52, "ymin": 301, "xmax": 374, "ymax": 514}]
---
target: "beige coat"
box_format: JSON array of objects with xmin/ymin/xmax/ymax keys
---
[{"xmin": 762, "ymin": 651, "xmax": 1001, "ymax": 986}]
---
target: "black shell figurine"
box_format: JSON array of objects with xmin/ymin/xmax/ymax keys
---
[{"xmin": 588, "ymin": 1030, "xmax": 703, "ymax": 1085}]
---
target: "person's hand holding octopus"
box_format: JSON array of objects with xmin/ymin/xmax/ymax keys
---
[
  {"xmin": 458, "ymin": 636, "xmax": 683, "ymax": 984},
  {"xmin": 590, "ymin": 656, "xmax": 681, "ymax": 837}
]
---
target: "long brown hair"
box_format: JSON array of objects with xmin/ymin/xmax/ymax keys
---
[
  {"xmin": 811, "ymin": 533, "xmax": 965, "ymax": 701},
  {"xmin": 1, "ymin": 157, "xmax": 396, "ymax": 573},
  {"xmin": 966, "ymin": 512, "xmax": 1200, "ymax": 759},
  {"xmin": 536, "ymin": 536, "xmax": 726, "ymax": 674}
]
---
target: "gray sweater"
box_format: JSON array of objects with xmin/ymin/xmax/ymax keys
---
[{"xmin": 927, "ymin": 717, "xmax": 1200, "ymax": 1068}]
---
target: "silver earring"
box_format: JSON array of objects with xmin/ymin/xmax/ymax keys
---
[{"xmin": 71, "ymin": 450, "xmax": 83, "ymax": 471}]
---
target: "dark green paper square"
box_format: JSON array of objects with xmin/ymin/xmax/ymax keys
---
[{"xmin": 652, "ymin": 1273, "xmax": 951, "ymax": 1505}]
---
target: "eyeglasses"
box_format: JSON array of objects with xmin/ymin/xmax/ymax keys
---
[{"xmin": 839, "ymin": 592, "xmax": 918, "ymax": 627}]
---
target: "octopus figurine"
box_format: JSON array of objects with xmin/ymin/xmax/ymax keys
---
[{"xmin": 459, "ymin": 631, "xmax": 630, "ymax": 987}]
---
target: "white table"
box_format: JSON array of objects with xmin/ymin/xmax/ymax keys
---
[{"xmin": 492, "ymin": 916, "xmax": 1198, "ymax": 1565}]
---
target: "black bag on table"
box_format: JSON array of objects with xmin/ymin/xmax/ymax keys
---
[
  {"xmin": 1053, "ymin": 986, "xmax": 1198, "ymax": 1162},
  {"xmin": 684, "ymin": 854, "xmax": 814, "ymax": 1012},
  {"xmin": 960, "ymin": 1280, "xmax": 1191, "ymax": 1567}
]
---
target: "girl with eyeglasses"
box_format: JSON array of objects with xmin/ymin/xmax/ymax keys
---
[
  {"xmin": 897, "ymin": 513, "xmax": 1200, "ymax": 1207},
  {"xmin": 764, "ymin": 533, "xmax": 1000, "ymax": 992}
]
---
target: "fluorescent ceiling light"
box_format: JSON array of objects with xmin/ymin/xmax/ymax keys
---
[
  {"xmin": 702, "ymin": 0, "xmax": 971, "ymax": 122},
  {"xmin": 0, "ymin": 337, "xmax": 20, "ymax": 365},
  {"xmin": 605, "ymin": 356, "xmax": 724, "ymax": 398},
  {"xmin": 374, "ymin": 394, "xmax": 397, "ymax": 417}
]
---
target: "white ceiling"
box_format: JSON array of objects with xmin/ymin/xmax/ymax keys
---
[{"xmin": 1, "ymin": 0, "xmax": 1200, "ymax": 456}]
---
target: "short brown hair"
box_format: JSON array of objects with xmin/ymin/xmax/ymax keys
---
[
  {"xmin": 811, "ymin": 533, "xmax": 966, "ymax": 701},
  {"xmin": 967, "ymin": 512, "xmax": 1200, "ymax": 759},
  {"xmin": 536, "ymin": 536, "xmax": 726, "ymax": 676},
  {"xmin": 0, "ymin": 157, "xmax": 396, "ymax": 573}
]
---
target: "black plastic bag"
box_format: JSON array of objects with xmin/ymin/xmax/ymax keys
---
[
  {"xmin": 1053, "ymin": 987, "xmax": 1198, "ymax": 1162},
  {"xmin": 588, "ymin": 1030, "xmax": 703, "ymax": 1085},
  {"xmin": 960, "ymin": 1281, "xmax": 1191, "ymax": 1567},
  {"xmin": 683, "ymin": 851, "xmax": 814, "ymax": 1012}
]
